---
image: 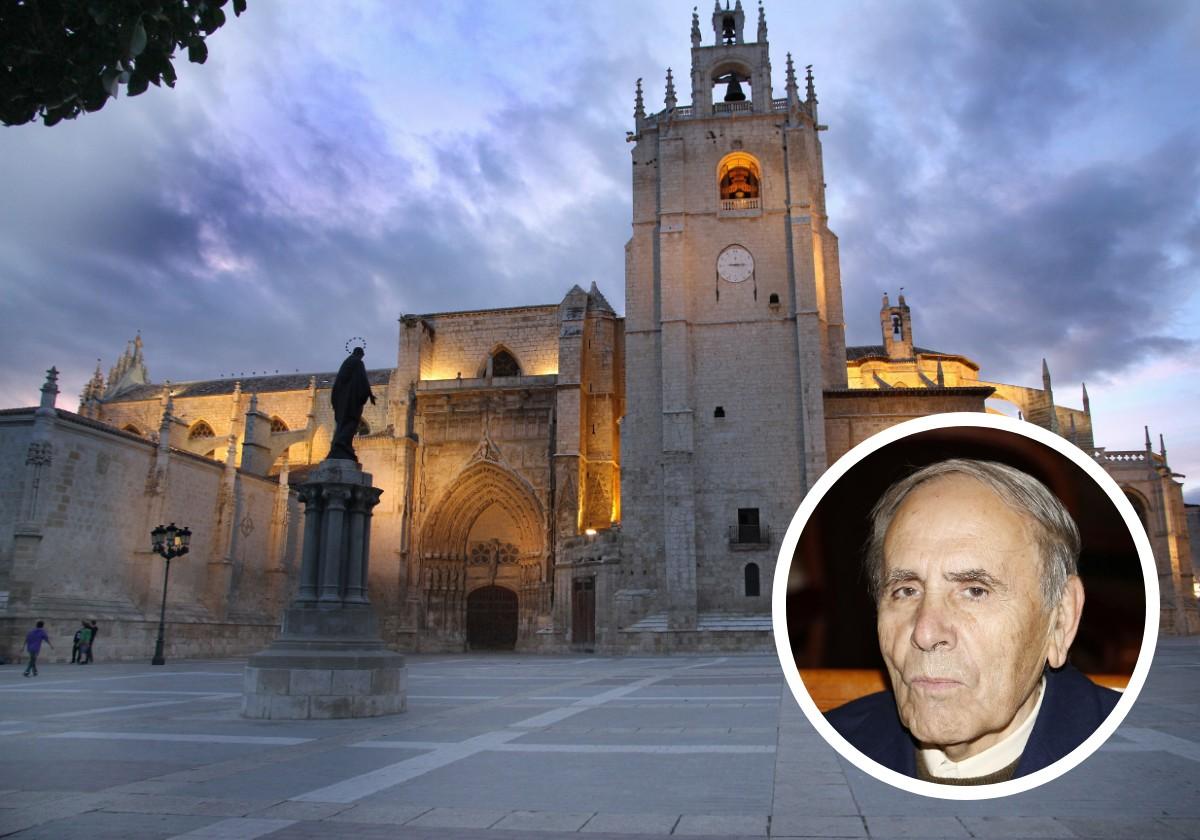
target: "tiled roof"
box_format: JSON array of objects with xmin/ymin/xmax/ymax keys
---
[
  {"xmin": 845, "ymin": 344, "xmax": 950, "ymax": 360},
  {"xmin": 106, "ymin": 369, "xmax": 392, "ymax": 403}
]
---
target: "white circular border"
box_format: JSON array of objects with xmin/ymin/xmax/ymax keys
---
[{"xmin": 771, "ymin": 412, "xmax": 1160, "ymax": 800}]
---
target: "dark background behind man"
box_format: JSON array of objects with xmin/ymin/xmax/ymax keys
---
[{"xmin": 788, "ymin": 427, "xmax": 1144, "ymax": 675}]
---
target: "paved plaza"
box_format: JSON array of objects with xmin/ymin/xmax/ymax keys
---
[{"xmin": 0, "ymin": 639, "xmax": 1197, "ymax": 839}]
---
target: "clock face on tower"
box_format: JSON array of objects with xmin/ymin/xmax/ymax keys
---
[{"xmin": 717, "ymin": 245, "xmax": 754, "ymax": 283}]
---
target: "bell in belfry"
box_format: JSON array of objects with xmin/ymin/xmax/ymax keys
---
[
  {"xmin": 721, "ymin": 15, "xmax": 737, "ymax": 44},
  {"xmin": 723, "ymin": 74, "xmax": 746, "ymax": 102}
]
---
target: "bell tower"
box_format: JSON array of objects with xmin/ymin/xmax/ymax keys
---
[{"xmin": 621, "ymin": 2, "xmax": 846, "ymax": 630}]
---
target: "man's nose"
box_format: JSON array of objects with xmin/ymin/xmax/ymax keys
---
[{"xmin": 911, "ymin": 595, "xmax": 956, "ymax": 652}]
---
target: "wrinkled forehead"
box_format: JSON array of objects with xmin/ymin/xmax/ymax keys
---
[{"xmin": 882, "ymin": 474, "xmax": 1040, "ymax": 572}]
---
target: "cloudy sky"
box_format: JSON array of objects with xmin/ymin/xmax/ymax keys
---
[{"xmin": 1, "ymin": 1, "xmax": 1197, "ymax": 499}]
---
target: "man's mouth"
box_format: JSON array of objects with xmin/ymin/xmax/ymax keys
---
[{"xmin": 909, "ymin": 677, "xmax": 963, "ymax": 692}]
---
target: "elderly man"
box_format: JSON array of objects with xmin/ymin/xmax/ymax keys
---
[{"xmin": 826, "ymin": 458, "xmax": 1120, "ymax": 785}]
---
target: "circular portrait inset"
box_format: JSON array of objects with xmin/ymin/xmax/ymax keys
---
[{"xmin": 772, "ymin": 413, "xmax": 1158, "ymax": 799}]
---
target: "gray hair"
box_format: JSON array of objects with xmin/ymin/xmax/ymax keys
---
[{"xmin": 865, "ymin": 458, "xmax": 1080, "ymax": 608}]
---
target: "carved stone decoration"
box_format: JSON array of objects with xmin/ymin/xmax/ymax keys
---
[
  {"xmin": 468, "ymin": 540, "xmax": 520, "ymax": 566},
  {"xmin": 468, "ymin": 427, "xmax": 504, "ymax": 466},
  {"xmin": 25, "ymin": 441, "xmax": 52, "ymax": 467}
]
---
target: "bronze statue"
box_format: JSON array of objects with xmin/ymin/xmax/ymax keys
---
[{"xmin": 328, "ymin": 346, "xmax": 375, "ymax": 462}]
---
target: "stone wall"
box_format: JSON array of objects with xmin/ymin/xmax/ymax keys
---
[
  {"xmin": 0, "ymin": 408, "xmax": 298, "ymax": 662},
  {"xmin": 419, "ymin": 306, "xmax": 560, "ymax": 381},
  {"xmin": 822, "ymin": 388, "xmax": 993, "ymax": 464}
]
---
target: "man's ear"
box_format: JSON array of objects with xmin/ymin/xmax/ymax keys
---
[{"xmin": 1047, "ymin": 575, "xmax": 1085, "ymax": 669}]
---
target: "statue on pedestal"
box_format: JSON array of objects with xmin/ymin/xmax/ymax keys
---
[
  {"xmin": 328, "ymin": 344, "xmax": 375, "ymax": 462},
  {"xmin": 242, "ymin": 342, "xmax": 405, "ymax": 720}
]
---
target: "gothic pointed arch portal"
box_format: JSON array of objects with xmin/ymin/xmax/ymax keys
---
[{"xmin": 418, "ymin": 459, "xmax": 547, "ymax": 648}]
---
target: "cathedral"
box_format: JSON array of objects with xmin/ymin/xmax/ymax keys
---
[{"xmin": 2, "ymin": 3, "xmax": 1196, "ymax": 660}]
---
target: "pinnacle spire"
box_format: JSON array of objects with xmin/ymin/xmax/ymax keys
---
[
  {"xmin": 691, "ymin": 6, "xmax": 701, "ymax": 45},
  {"xmin": 785, "ymin": 52, "xmax": 798, "ymax": 100},
  {"xmin": 1081, "ymin": 382, "xmax": 1090, "ymax": 415},
  {"xmin": 39, "ymin": 366, "xmax": 59, "ymax": 413},
  {"xmin": 1160, "ymin": 433, "xmax": 1167, "ymax": 460},
  {"xmin": 757, "ymin": 0, "xmax": 767, "ymax": 41},
  {"xmin": 805, "ymin": 64, "xmax": 817, "ymax": 104},
  {"xmin": 634, "ymin": 77, "xmax": 644, "ymax": 120},
  {"xmin": 665, "ymin": 67, "xmax": 677, "ymax": 109},
  {"xmin": 1144, "ymin": 425, "xmax": 1152, "ymax": 451}
]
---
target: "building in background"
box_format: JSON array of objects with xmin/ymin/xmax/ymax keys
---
[{"xmin": 2, "ymin": 3, "xmax": 1195, "ymax": 659}]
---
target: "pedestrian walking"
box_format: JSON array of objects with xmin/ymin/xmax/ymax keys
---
[
  {"xmin": 84, "ymin": 620, "xmax": 99, "ymax": 664},
  {"xmin": 71, "ymin": 620, "xmax": 86, "ymax": 663},
  {"xmin": 76, "ymin": 622, "xmax": 93, "ymax": 665},
  {"xmin": 22, "ymin": 621, "xmax": 53, "ymax": 677}
]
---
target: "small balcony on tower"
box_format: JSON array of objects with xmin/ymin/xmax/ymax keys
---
[{"xmin": 717, "ymin": 152, "xmax": 763, "ymax": 218}]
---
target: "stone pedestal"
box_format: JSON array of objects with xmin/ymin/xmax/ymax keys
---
[{"xmin": 242, "ymin": 459, "xmax": 406, "ymax": 719}]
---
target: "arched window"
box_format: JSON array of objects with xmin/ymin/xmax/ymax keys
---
[
  {"xmin": 189, "ymin": 420, "xmax": 215, "ymax": 440},
  {"xmin": 744, "ymin": 563, "xmax": 761, "ymax": 597},
  {"xmin": 492, "ymin": 350, "xmax": 521, "ymax": 378},
  {"xmin": 357, "ymin": 419, "xmax": 370, "ymax": 437},
  {"xmin": 480, "ymin": 347, "xmax": 522, "ymax": 378},
  {"xmin": 717, "ymin": 152, "xmax": 761, "ymax": 201},
  {"xmin": 711, "ymin": 65, "xmax": 752, "ymax": 107},
  {"xmin": 122, "ymin": 424, "xmax": 141, "ymax": 436},
  {"xmin": 270, "ymin": 416, "xmax": 288, "ymax": 432}
]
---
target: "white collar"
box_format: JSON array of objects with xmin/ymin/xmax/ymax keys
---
[{"xmin": 919, "ymin": 676, "xmax": 1045, "ymax": 779}]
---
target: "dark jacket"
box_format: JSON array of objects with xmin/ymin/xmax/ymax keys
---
[{"xmin": 825, "ymin": 664, "xmax": 1120, "ymax": 779}]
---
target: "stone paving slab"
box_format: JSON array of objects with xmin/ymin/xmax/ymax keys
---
[
  {"xmin": 404, "ymin": 806, "xmax": 509, "ymax": 828},
  {"xmin": 172, "ymin": 817, "xmax": 296, "ymax": 838},
  {"xmin": 324, "ymin": 802, "xmax": 432, "ymax": 824},
  {"xmin": 579, "ymin": 812, "xmax": 683, "ymax": 834},
  {"xmin": 1053, "ymin": 816, "xmax": 1191, "ymax": 838},
  {"xmin": 491, "ymin": 809, "xmax": 595, "ymax": 832},
  {"xmin": 187, "ymin": 799, "xmax": 277, "ymax": 817},
  {"xmin": 862, "ymin": 816, "xmax": 971, "ymax": 838},
  {"xmin": 767, "ymin": 815, "xmax": 867, "ymax": 838},
  {"xmin": 4, "ymin": 809, "xmax": 214, "ymax": 839},
  {"xmin": 957, "ymin": 816, "xmax": 1077, "ymax": 837},
  {"xmin": 675, "ymin": 814, "xmax": 769, "ymax": 836},
  {"xmin": 250, "ymin": 800, "xmax": 350, "ymax": 820}
]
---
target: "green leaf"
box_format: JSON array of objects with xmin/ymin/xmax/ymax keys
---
[
  {"xmin": 233, "ymin": 0, "xmax": 247, "ymax": 15},
  {"xmin": 130, "ymin": 19, "xmax": 147, "ymax": 57},
  {"xmin": 188, "ymin": 37, "xmax": 208, "ymax": 64},
  {"xmin": 127, "ymin": 71, "xmax": 150, "ymax": 97},
  {"xmin": 102, "ymin": 68, "xmax": 121, "ymax": 98}
]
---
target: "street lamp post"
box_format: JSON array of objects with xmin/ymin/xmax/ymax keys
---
[{"xmin": 150, "ymin": 522, "xmax": 191, "ymax": 666}]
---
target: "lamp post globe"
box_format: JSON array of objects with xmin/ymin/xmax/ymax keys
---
[{"xmin": 150, "ymin": 522, "xmax": 190, "ymax": 666}]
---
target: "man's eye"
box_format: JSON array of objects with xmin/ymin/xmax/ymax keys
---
[
  {"xmin": 964, "ymin": 586, "xmax": 989, "ymax": 599},
  {"xmin": 891, "ymin": 586, "xmax": 919, "ymax": 599}
]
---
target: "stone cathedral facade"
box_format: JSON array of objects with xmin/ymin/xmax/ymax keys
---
[{"xmin": 2, "ymin": 4, "xmax": 1196, "ymax": 660}]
